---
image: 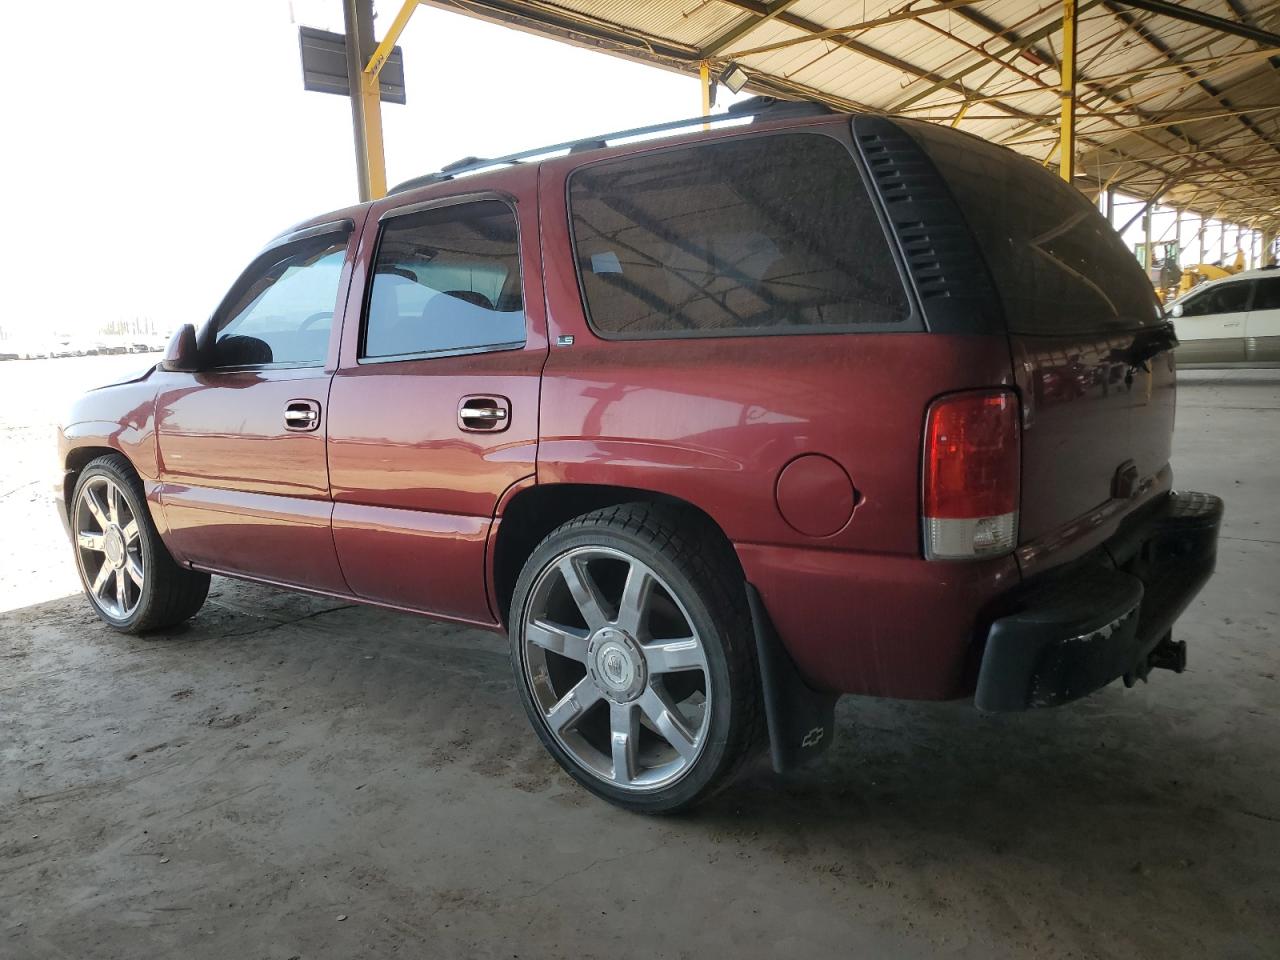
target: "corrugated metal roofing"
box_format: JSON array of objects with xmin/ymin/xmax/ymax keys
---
[{"xmin": 424, "ymin": 0, "xmax": 1280, "ymax": 226}]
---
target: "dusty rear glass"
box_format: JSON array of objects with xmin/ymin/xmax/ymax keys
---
[
  {"xmin": 568, "ymin": 133, "xmax": 911, "ymax": 339},
  {"xmin": 902, "ymin": 120, "xmax": 1160, "ymax": 335}
]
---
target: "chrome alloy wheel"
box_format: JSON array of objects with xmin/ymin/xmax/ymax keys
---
[
  {"xmin": 521, "ymin": 546, "xmax": 711, "ymax": 792},
  {"xmin": 74, "ymin": 475, "xmax": 144, "ymax": 620}
]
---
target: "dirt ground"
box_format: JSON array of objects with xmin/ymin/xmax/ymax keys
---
[{"xmin": 1, "ymin": 356, "xmax": 1277, "ymax": 960}]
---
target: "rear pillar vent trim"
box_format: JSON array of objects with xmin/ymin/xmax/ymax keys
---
[{"xmin": 851, "ymin": 117, "xmax": 1004, "ymax": 335}]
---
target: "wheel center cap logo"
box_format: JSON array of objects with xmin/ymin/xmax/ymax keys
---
[
  {"xmin": 104, "ymin": 527, "xmax": 125, "ymax": 568},
  {"xmin": 602, "ymin": 650, "xmax": 628, "ymax": 685},
  {"xmin": 586, "ymin": 631, "xmax": 645, "ymax": 701}
]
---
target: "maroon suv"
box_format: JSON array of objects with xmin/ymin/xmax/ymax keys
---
[{"xmin": 58, "ymin": 99, "xmax": 1221, "ymax": 812}]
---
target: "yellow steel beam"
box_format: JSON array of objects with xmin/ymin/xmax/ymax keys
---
[
  {"xmin": 699, "ymin": 0, "xmax": 804, "ymax": 57},
  {"xmin": 346, "ymin": 0, "xmax": 413, "ymax": 201},
  {"xmin": 699, "ymin": 61, "xmax": 711, "ymax": 129},
  {"xmin": 365, "ymin": 0, "xmax": 420, "ymax": 79},
  {"xmin": 939, "ymin": 105, "xmax": 1280, "ymax": 128},
  {"xmin": 1059, "ymin": 0, "xmax": 1078, "ymax": 184},
  {"xmin": 720, "ymin": 0, "xmax": 982, "ymax": 60},
  {"xmin": 1043, "ymin": 134, "xmax": 1061, "ymax": 167},
  {"xmin": 895, "ymin": 47, "xmax": 1280, "ymax": 114},
  {"xmin": 360, "ymin": 70, "xmax": 388, "ymax": 199},
  {"xmin": 1074, "ymin": 104, "xmax": 1280, "ymax": 137}
]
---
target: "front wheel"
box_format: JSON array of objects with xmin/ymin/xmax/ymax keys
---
[
  {"xmin": 509, "ymin": 504, "xmax": 762, "ymax": 813},
  {"xmin": 71, "ymin": 455, "xmax": 210, "ymax": 633}
]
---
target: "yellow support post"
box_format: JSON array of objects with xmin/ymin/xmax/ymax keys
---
[
  {"xmin": 360, "ymin": 71, "xmax": 388, "ymax": 200},
  {"xmin": 356, "ymin": 0, "xmax": 421, "ymax": 201},
  {"xmin": 1058, "ymin": 0, "xmax": 1078, "ymax": 184},
  {"xmin": 343, "ymin": 0, "xmax": 392, "ymax": 201},
  {"xmin": 699, "ymin": 61, "xmax": 712, "ymax": 129}
]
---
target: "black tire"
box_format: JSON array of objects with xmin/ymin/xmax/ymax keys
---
[
  {"xmin": 508, "ymin": 502, "xmax": 763, "ymax": 813},
  {"xmin": 70, "ymin": 454, "xmax": 210, "ymax": 633}
]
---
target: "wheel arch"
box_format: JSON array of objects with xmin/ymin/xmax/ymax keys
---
[
  {"xmin": 61, "ymin": 441, "xmax": 172, "ymax": 544},
  {"xmin": 490, "ymin": 482, "xmax": 742, "ymax": 628},
  {"xmin": 63, "ymin": 445, "xmax": 129, "ymax": 515}
]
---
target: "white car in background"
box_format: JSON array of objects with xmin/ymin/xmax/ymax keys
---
[{"xmin": 1169, "ymin": 266, "xmax": 1280, "ymax": 364}]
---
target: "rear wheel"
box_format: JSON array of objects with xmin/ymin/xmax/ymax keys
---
[
  {"xmin": 509, "ymin": 503, "xmax": 762, "ymax": 812},
  {"xmin": 71, "ymin": 455, "xmax": 209, "ymax": 633}
]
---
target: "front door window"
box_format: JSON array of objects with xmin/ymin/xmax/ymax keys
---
[{"xmin": 207, "ymin": 231, "xmax": 350, "ymax": 367}]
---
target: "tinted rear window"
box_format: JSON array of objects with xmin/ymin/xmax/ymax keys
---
[
  {"xmin": 1254, "ymin": 275, "xmax": 1280, "ymax": 311},
  {"xmin": 568, "ymin": 133, "xmax": 911, "ymax": 338},
  {"xmin": 902, "ymin": 120, "xmax": 1159, "ymax": 335},
  {"xmin": 1180, "ymin": 279, "xmax": 1252, "ymax": 317}
]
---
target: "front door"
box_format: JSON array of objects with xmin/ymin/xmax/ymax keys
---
[
  {"xmin": 1174, "ymin": 279, "xmax": 1251, "ymax": 363},
  {"xmin": 155, "ymin": 219, "xmax": 358, "ymax": 593},
  {"xmin": 327, "ymin": 180, "xmax": 545, "ymax": 624}
]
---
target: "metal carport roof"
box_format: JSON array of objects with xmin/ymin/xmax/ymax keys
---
[{"xmin": 410, "ymin": 0, "xmax": 1280, "ymax": 229}]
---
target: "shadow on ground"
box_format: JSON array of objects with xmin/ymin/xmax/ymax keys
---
[{"xmin": 3, "ymin": 566, "xmax": 1276, "ymax": 959}]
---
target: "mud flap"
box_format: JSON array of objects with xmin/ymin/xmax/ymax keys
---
[{"xmin": 745, "ymin": 583, "xmax": 838, "ymax": 774}]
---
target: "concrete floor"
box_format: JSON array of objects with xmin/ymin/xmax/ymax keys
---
[{"xmin": 1, "ymin": 359, "xmax": 1277, "ymax": 959}]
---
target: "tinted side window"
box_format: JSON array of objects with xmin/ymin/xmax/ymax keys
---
[
  {"xmin": 1183, "ymin": 281, "xmax": 1252, "ymax": 316},
  {"xmin": 1177, "ymin": 290, "xmax": 1209, "ymax": 317},
  {"xmin": 364, "ymin": 200, "xmax": 525, "ymax": 360},
  {"xmin": 1252, "ymin": 276, "xmax": 1280, "ymax": 311},
  {"xmin": 902, "ymin": 120, "xmax": 1159, "ymax": 335},
  {"xmin": 211, "ymin": 231, "xmax": 349, "ymax": 367},
  {"xmin": 568, "ymin": 134, "xmax": 910, "ymax": 338}
]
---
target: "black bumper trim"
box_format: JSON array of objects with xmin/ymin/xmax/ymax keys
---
[{"xmin": 975, "ymin": 490, "xmax": 1222, "ymax": 712}]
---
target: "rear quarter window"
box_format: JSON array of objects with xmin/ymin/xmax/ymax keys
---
[
  {"xmin": 567, "ymin": 133, "xmax": 912, "ymax": 339},
  {"xmin": 1251, "ymin": 276, "xmax": 1280, "ymax": 311},
  {"xmin": 901, "ymin": 120, "xmax": 1160, "ymax": 336}
]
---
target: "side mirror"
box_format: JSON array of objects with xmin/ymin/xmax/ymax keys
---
[
  {"xmin": 160, "ymin": 324, "xmax": 200, "ymax": 372},
  {"xmin": 1169, "ymin": 303, "xmax": 1184, "ymax": 319}
]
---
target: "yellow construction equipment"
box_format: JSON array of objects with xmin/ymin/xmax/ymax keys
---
[{"xmin": 1176, "ymin": 250, "xmax": 1245, "ymax": 298}]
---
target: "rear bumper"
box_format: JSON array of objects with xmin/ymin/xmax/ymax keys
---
[
  {"xmin": 735, "ymin": 542, "xmax": 1019, "ymax": 699},
  {"xmin": 975, "ymin": 491, "xmax": 1222, "ymax": 712}
]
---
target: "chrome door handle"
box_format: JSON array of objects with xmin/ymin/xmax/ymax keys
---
[
  {"xmin": 458, "ymin": 395, "xmax": 511, "ymax": 432},
  {"xmin": 285, "ymin": 399, "xmax": 321, "ymax": 432}
]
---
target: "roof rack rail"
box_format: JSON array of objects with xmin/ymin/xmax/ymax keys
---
[
  {"xmin": 388, "ymin": 96, "xmax": 838, "ymax": 195},
  {"xmin": 726, "ymin": 95, "xmax": 834, "ymax": 119}
]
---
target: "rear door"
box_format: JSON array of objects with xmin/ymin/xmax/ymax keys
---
[
  {"xmin": 1175, "ymin": 280, "xmax": 1251, "ymax": 363},
  {"xmin": 326, "ymin": 173, "xmax": 546, "ymax": 624},
  {"xmin": 155, "ymin": 220, "xmax": 356, "ymax": 592},
  {"xmin": 900, "ymin": 121, "xmax": 1176, "ymax": 567},
  {"xmin": 1246, "ymin": 274, "xmax": 1280, "ymax": 361}
]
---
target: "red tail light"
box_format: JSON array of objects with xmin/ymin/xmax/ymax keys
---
[{"xmin": 922, "ymin": 389, "xmax": 1020, "ymax": 560}]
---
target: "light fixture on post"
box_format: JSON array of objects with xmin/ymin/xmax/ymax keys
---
[{"xmin": 719, "ymin": 61, "xmax": 749, "ymax": 95}]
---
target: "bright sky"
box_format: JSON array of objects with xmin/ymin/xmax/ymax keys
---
[
  {"xmin": 2, "ymin": 0, "xmax": 748, "ymax": 338},
  {"xmin": 4, "ymin": 0, "xmax": 1261, "ymax": 343}
]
